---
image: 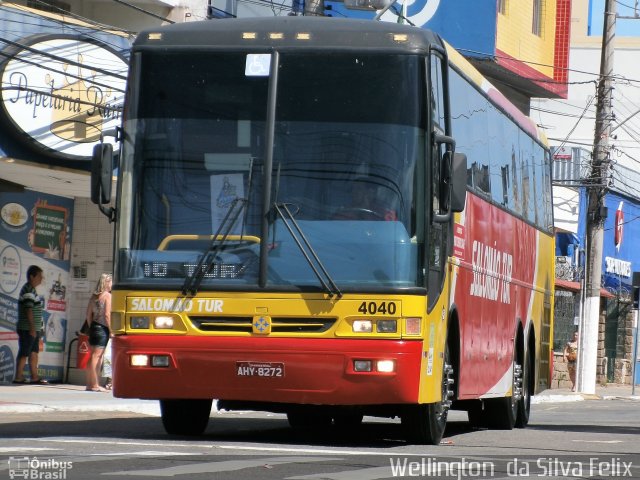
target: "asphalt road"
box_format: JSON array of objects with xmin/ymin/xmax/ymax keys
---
[{"xmin": 0, "ymin": 400, "xmax": 638, "ymax": 479}]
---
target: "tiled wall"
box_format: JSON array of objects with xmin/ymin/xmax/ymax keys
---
[
  {"xmin": 496, "ymin": 0, "xmax": 557, "ymax": 79},
  {"xmin": 66, "ymin": 198, "xmax": 114, "ymax": 351}
]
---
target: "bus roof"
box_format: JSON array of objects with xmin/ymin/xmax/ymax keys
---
[{"xmin": 133, "ymin": 16, "xmax": 443, "ymax": 53}]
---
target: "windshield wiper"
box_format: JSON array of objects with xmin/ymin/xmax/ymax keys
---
[
  {"xmin": 273, "ymin": 202, "xmax": 342, "ymax": 298},
  {"xmin": 182, "ymin": 198, "xmax": 247, "ymax": 295}
]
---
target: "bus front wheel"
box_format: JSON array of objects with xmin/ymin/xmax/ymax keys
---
[
  {"xmin": 160, "ymin": 399, "xmax": 212, "ymax": 435},
  {"xmin": 402, "ymin": 357, "xmax": 454, "ymax": 445}
]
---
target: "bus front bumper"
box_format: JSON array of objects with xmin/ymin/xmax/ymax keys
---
[{"xmin": 112, "ymin": 335, "xmax": 422, "ymax": 405}]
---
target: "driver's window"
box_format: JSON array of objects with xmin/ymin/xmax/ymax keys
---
[{"xmin": 427, "ymin": 53, "xmax": 448, "ymax": 310}]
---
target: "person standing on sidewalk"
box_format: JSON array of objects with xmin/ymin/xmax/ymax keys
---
[
  {"xmin": 14, "ymin": 265, "xmax": 48, "ymax": 385},
  {"xmin": 85, "ymin": 273, "xmax": 112, "ymax": 392},
  {"xmin": 563, "ymin": 330, "xmax": 579, "ymax": 392}
]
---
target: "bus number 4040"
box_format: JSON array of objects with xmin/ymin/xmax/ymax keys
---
[{"xmin": 358, "ymin": 301, "xmax": 397, "ymax": 315}]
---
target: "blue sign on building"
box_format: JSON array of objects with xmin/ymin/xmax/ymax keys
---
[{"xmin": 328, "ymin": 0, "xmax": 497, "ymax": 55}]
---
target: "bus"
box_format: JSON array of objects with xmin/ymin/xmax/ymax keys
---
[{"xmin": 92, "ymin": 16, "xmax": 554, "ymax": 445}]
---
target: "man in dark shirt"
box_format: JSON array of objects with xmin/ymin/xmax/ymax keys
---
[{"xmin": 14, "ymin": 265, "xmax": 48, "ymax": 384}]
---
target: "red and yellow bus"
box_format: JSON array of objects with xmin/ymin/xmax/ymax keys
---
[{"xmin": 92, "ymin": 16, "xmax": 554, "ymax": 445}]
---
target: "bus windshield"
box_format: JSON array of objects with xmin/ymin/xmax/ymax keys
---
[{"xmin": 116, "ymin": 51, "xmax": 425, "ymax": 291}]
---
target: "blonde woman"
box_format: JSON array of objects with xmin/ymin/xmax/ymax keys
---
[{"xmin": 85, "ymin": 273, "xmax": 112, "ymax": 392}]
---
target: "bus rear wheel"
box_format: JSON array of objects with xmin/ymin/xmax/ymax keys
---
[
  {"xmin": 160, "ymin": 399, "xmax": 212, "ymax": 435},
  {"xmin": 402, "ymin": 359, "xmax": 454, "ymax": 445},
  {"xmin": 486, "ymin": 361, "xmax": 521, "ymax": 430}
]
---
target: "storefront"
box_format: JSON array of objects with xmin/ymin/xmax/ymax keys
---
[
  {"xmin": 0, "ymin": 4, "xmax": 130, "ymax": 382},
  {"xmin": 552, "ymin": 146, "xmax": 640, "ymax": 386}
]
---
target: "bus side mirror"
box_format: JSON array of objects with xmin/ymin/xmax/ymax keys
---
[
  {"xmin": 91, "ymin": 143, "xmax": 113, "ymax": 205},
  {"xmin": 450, "ymin": 152, "xmax": 467, "ymax": 213}
]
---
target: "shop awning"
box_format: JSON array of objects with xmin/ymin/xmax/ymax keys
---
[{"xmin": 555, "ymin": 279, "xmax": 615, "ymax": 298}]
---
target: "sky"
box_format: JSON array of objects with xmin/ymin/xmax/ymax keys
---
[{"xmin": 589, "ymin": 0, "xmax": 640, "ymax": 36}]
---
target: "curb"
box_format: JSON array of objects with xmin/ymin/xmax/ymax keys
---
[{"xmin": 0, "ymin": 402, "xmax": 161, "ymax": 415}]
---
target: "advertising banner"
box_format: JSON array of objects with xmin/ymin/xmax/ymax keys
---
[{"xmin": 0, "ymin": 190, "xmax": 73, "ymax": 382}]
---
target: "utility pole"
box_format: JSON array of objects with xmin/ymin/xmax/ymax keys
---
[{"xmin": 578, "ymin": 0, "xmax": 616, "ymax": 394}]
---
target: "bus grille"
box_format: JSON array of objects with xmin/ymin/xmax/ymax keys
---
[{"xmin": 189, "ymin": 316, "xmax": 337, "ymax": 333}]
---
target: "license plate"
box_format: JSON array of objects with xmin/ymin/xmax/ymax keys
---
[{"xmin": 236, "ymin": 361, "xmax": 285, "ymax": 377}]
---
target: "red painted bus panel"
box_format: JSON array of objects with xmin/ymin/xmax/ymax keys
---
[
  {"xmin": 453, "ymin": 194, "xmax": 538, "ymax": 398},
  {"xmin": 112, "ymin": 335, "xmax": 422, "ymax": 405}
]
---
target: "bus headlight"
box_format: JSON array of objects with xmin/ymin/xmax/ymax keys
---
[
  {"xmin": 130, "ymin": 316, "xmax": 150, "ymax": 329},
  {"xmin": 353, "ymin": 320, "xmax": 372, "ymax": 333},
  {"xmin": 377, "ymin": 320, "xmax": 397, "ymax": 333},
  {"xmin": 154, "ymin": 316, "xmax": 174, "ymax": 329}
]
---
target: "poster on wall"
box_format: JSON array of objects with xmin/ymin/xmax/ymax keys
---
[{"xmin": 0, "ymin": 190, "xmax": 73, "ymax": 383}]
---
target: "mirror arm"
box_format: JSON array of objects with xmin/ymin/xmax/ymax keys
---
[{"xmin": 98, "ymin": 203, "xmax": 116, "ymax": 223}]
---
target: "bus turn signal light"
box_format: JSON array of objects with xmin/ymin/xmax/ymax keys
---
[{"xmin": 405, "ymin": 317, "xmax": 421, "ymax": 335}]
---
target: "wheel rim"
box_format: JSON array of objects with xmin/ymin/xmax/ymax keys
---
[
  {"xmin": 512, "ymin": 362, "xmax": 523, "ymax": 414},
  {"xmin": 436, "ymin": 362, "xmax": 454, "ymax": 424}
]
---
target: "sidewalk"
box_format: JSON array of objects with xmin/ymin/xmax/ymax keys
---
[
  {"xmin": 0, "ymin": 383, "xmax": 637, "ymax": 415},
  {"xmin": 533, "ymin": 383, "xmax": 640, "ymax": 403},
  {"xmin": 0, "ymin": 383, "xmax": 161, "ymax": 415}
]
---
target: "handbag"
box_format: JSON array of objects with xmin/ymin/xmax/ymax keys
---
[
  {"xmin": 566, "ymin": 351, "xmax": 577, "ymax": 362},
  {"xmin": 79, "ymin": 319, "xmax": 90, "ymax": 335}
]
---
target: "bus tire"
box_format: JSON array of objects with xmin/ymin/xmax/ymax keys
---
[
  {"xmin": 160, "ymin": 399, "xmax": 212, "ymax": 435},
  {"xmin": 485, "ymin": 396, "xmax": 516, "ymax": 430},
  {"xmin": 467, "ymin": 401, "xmax": 486, "ymax": 429},
  {"xmin": 485, "ymin": 359, "xmax": 521, "ymax": 430},
  {"xmin": 402, "ymin": 346, "xmax": 454, "ymax": 444}
]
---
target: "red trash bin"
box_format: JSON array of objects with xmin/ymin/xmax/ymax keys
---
[{"xmin": 77, "ymin": 333, "xmax": 91, "ymax": 369}]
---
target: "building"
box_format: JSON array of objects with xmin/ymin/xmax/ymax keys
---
[
  {"xmin": 0, "ymin": 1, "xmax": 197, "ymax": 383},
  {"xmin": 552, "ymin": 146, "xmax": 639, "ymax": 386},
  {"xmin": 532, "ymin": 0, "xmax": 640, "ymax": 386}
]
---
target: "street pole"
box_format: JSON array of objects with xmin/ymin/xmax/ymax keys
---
[
  {"xmin": 632, "ymin": 308, "xmax": 638, "ymax": 396},
  {"xmin": 577, "ymin": 0, "xmax": 616, "ymax": 395}
]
